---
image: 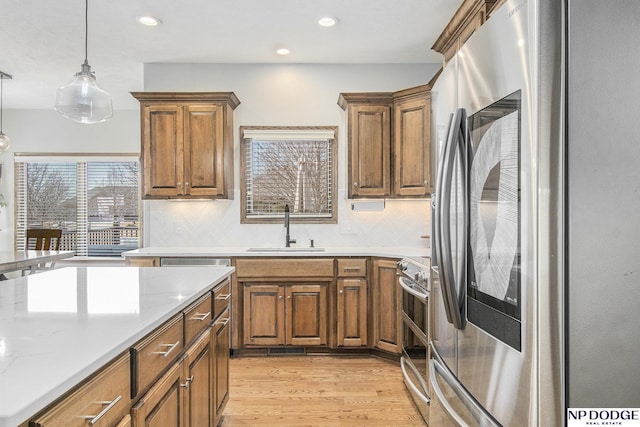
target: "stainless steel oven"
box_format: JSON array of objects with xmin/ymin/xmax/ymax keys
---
[{"xmin": 398, "ymin": 258, "xmax": 430, "ymax": 424}]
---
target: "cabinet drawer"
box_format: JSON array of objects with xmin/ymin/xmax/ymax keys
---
[
  {"xmin": 184, "ymin": 293, "xmax": 212, "ymax": 345},
  {"xmin": 213, "ymin": 278, "xmax": 231, "ymax": 319},
  {"xmin": 131, "ymin": 314, "xmax": 184, "ymax": 396},
  {"xmin": 30, "ymin": 353, "xmax": 130, "ymax": 427},
  {"xmin": 337, "ymin": 259, "xmax": 367, "ymax": 277}
]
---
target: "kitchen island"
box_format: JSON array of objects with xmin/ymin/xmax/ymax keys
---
[{"xmin": 0, "ymin": 265, "xmax": 234, "ymax": 427}]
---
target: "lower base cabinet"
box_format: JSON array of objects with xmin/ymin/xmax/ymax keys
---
[
  {"xmin": 132, "ymin": 329, "xmax": 216, "ymax": 427},
  {"xmin": 372, "ymin": 258, "xmax": 402, "ymax": 353},
  {"xmin": 243, "ymin": 283, "xmax": 328, "ymax": 347},
  {"xmin": 29, "ymin": 353, "xmax": 131, "ymax": 427},
  {"xmin": 213, "ymin": 310, "xmax": 231, "ymax": 419}
]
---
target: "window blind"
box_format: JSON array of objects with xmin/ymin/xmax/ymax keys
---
[
  {"xmin": 241, "ymin": 130, "xmax": 336, "ymax": 222},
  {"xmin": 15, "ymin": 155, "xmax": 140, "ymax": 257}
]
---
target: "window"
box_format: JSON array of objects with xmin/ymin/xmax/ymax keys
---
[
  {"xmin": 241, "ymin": 126, "xmax": 337, "ymax": 224},
  {"xmin": 15, "ymin": 154, "xmax": 140, "ymax": 257}
]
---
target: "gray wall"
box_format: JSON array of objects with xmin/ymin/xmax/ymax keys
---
[{"xmin": 0, "ymin": 63, "xmax": 439, "ymax": 250}]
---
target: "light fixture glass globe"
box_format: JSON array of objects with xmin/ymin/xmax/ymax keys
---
[
  {"xmin": 0, "ymin": 132, "xmax": 10, "ymax": 152},
  {"xmin": 55, "ymin": 61, "xmax": 113, "ymax": 124}
]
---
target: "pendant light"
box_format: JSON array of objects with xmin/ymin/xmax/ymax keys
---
[
  {"xmin": 0, "ymin": 71, "xmax": 11, "ymax": 152},
  {"xmin": 55, "ymin": 0, "xmax": 112, "ymax": 124}
]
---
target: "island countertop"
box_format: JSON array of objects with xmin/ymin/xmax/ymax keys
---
[{"xmin": 0, "ymin": 265, "xmax": 235, "ymax": 427}]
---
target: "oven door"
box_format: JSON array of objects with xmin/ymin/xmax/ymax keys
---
[{"xmin": 400, "ymin": 276, "xmax": 430, "ymax": 423}]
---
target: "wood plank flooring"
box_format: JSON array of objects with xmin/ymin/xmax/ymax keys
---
[{"xmin": 219, "ymin": 355, "xmax": 427, "ymax": 427}]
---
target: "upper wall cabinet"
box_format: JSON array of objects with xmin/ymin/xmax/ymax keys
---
[
  {"xmin": 338, "ymin": 85, "xmax": 431, "ymax": 199},
  {"xmin": 338, "ymin": 93, "xmax": 393, "ymax": 198},
  {"xmin": 431, "ymin": 0, "xmax": 499, "ymax": 64},
  {"xmin": 131, "ymin": 92, "xmax": 240, "ymax": 199}
]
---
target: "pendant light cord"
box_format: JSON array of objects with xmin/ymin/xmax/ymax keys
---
[
  {"xmin": 1, "ymin": 76, "xmax": 4, "ymax": 133},
  {"xmin": 84, "ymin": 0, "xmax": 89, "ymax": 64}
]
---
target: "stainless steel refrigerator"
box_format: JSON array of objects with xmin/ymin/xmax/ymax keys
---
[{"xmin": 429, "ymin": 0, "xmax": 640, "ymax": 425}]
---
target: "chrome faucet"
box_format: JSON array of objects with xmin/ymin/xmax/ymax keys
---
[{"xmin": 284, "ymin": 204, "xmax": 296, "ymax": 247}]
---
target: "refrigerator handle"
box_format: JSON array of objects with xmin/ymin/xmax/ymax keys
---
[
  {"xmin": 438, "ymin": 108, "xmax": 466, "ymax": 329},
  {"xmin": 433, "ymin": 113, "xmax": 454, "ymax": 324}
]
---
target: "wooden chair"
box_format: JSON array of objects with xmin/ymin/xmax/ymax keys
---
[
  {"xmin": 23, "ymin": 229, "xmax": 63, "ymax": 275},
  {"xmin": 26, "ymin": 229, "xmax": 62, "ymax": 250}
]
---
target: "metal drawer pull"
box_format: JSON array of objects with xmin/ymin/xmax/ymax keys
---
[
  {"xmin": 215, "ymin": 293, "xmax": 231, "ymax": 301},
  {"xmin": 189, "ymin": 311, "xmax": 211, "ymax": 321},
  {"xmin": 180, "ymin": 376, "xmax": 194, "ymax": 388},
  {"xmin": 343, "ymin": 267, "xmax": 361, "ymax": 271},
  {"xmin": 215, "ymin": 317, "xmax": 230, "ymax": 326},
  {"xmin": 83, "ymin": 395, "xmax": 122, "ymax": 426},
  {"xmin": 152, "ymin": 341, "xmax": 180, "ymax": 357}
]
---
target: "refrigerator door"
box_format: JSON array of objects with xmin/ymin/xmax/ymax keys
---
[
  {"xmin": 429, "ymin": 346, "xmax": 500, "ymax": 427},
  {"xmin": 455, "ymin": 1, "xmax": 536, "ymax": 425}
]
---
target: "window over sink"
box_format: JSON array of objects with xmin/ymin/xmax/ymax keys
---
[
  {"xmin": 240, "ymin": 126, "xmax": 337, "ymax": 224},
  {"xmin": 14, "ymin": 154, "xmax": 140, "ymax": 257}
]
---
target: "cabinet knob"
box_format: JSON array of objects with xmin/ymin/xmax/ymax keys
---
[
  {"xmin": 278, "ymin": 295, "xmax": 283, "ymax": 299},
  {"xmin": 185, "ymin": 181, "xmax": 189, "ymax": 187},
  {"xmin": 286, "ymin": 295, "xmax": 291, "ymax": 299},
  {"xmin": 339, "ymin": 289, "xmax": 344, "ymax": 294},
  {"xmin": 353, "ymin": 182, "xmax": 358, "ymax": 188}
]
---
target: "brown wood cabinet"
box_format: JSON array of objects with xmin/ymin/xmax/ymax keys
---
[
  {"xmin": 182, "ymin": 331, "xmax": 215, "ymax": 427},
  {"xmin": 338, "ymin": 93, "xmax": 392, "ymax": 198},
  {"xmin": 393, "ymin": 86, "xmax": 431, "ymax": 197},
  {"xmin": 131, "ymin": 359, "xmax": 184, "ymax": 427},
  {"xmin": 243, "ymin": 283, "xmax": 328, "ymax": 347},
  {"xmin": 371, "ymin": 258, "xmax": 402, "ymax": 354},
  {"xmin": 336, "ymin": 258, "xmax": 368, "ymax": 347},
  {"xmin": 338, "ymin": 86, "xmax": 431, "ymax": 198},
  {"xmin": 29, "ymin": 353, "xmax": 131, "ymax": 427},
  {"xmin": 431, "ymin": 0, "xmax": 498, "ymax": 63},
  {"xmin": 212, "ymin": 310, "xmax": 231, "ymax": 424},
  {"xmin": 131, "ymin": 92, "xmax": 240, "ymax": 199}
]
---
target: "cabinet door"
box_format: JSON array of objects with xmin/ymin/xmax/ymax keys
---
[
  {"xmin": 337, "ymin": 278, "xmax": 368, "ymax": 347},
  {"xmin": 141, "ymin": 104, "xmax": 185, "ymax": 198},
  {"xmin": 348, "ymin": 104, "xmax": 391, "ymax": 198},
  {"xmin": 394, "ymin": 95, "xmax": 430, "ymax": 197},
  {"xmin": 183, "ymin": 330, "xmax": 214, "ymax": 427},
  {"xmin": 212, "ymin": 310, "xmax": 231, "ymax": 424},
  {"xmin": 132, "ymin": 361, "xmax": 184, "ymax": 427},
  {"xmin": 184, "ymin": 104, "xmax": 226, "ymax": 197},
  {"xmin": 243, "ymin": 284, "xmax": 285, "ymax": 346},
  {"xmin": 372, "ymin": 259, "xmax": 401, "ymax": 353},
  {"xmin": 286, "ymin": 284, "xmax": 328, "ymax": 346}
]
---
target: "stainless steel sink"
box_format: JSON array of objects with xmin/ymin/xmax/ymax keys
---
[{"xmin": 246, "ymin": 247, "xmax": 325, "ymax": 252}]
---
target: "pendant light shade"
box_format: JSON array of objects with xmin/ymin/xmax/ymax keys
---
[
  {"xmin": 55, "ymin": 0, "xmax": 112, "ymax": 124},
  {"xmin": 0, "ymin": 71, "xmax": 11, "ymax": 152}
]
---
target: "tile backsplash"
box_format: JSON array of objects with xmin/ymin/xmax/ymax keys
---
[{"xmin": 145, "ymin": 190, "xmax": 431, "ymax": 248}]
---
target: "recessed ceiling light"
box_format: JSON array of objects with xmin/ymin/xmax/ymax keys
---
[
  {"xmin": 137, "ymin": 16, "xmax": 162, "ymax": 26},
  {"xmin": 276, "ymin": 48, "xmax": 291, "ymax": 56},
  {"xmin": 318, "ymin": 16, "xmax": 339, "ymax": 27}
]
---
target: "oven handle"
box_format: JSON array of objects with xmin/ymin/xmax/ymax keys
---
[
  {"xmin": 399, "ymin": 277, "xmax": 428, "ymax": 302},
  {"xmin": 400, "ymin": 357, "xmax": 430, "ymax": 405}
]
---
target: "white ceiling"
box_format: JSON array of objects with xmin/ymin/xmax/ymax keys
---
[{"xmin": 0, "ymin": 0, "xmax": 458, "ymax": 110}]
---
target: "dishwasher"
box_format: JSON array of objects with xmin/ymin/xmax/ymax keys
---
[{"xmin": 159, "ymin": 257, "xmax": 231, "ymax": 267}]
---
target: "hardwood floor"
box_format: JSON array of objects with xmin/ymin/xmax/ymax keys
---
[{"xmin": 219, "ymin": 355, "xmax": 426, "ymax": 427}]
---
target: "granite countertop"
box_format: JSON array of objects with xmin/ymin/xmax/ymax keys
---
[
  {"xmin": 0, "ymin": 266, "xmax": 235, "ymax": 427},
  {"xmin": 122, "ymin": 246, "xmax": 431, "ymax": 260}
]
